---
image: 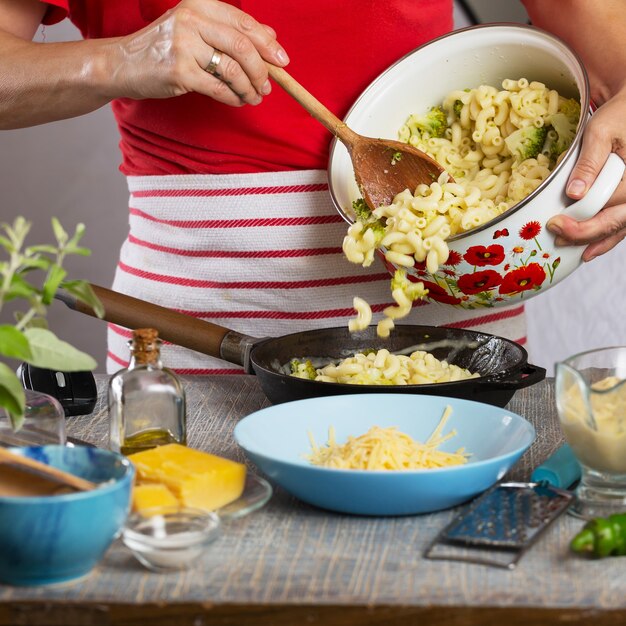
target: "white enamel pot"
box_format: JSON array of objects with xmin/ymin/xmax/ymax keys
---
[{"xmin": 328, "ymin": 24, "xmax": 625, "ymax": 309}]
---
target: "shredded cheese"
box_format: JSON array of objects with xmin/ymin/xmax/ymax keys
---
[{"xmin": 306, "ymin": 405, "xmax": 469, "ymax": 470}]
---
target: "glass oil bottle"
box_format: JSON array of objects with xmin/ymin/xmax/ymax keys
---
[{"xmin": 108, "ymin": 328, "xmax": 186, "ymax": 455}]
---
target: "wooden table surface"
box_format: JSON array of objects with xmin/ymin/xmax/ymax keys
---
[{"xmin": 1, "ymin": 375, "xmax": 625, "ymax": 626}]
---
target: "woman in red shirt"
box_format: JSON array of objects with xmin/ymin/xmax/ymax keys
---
[{"xmin": 0, "ymin": 1, "xmax": 624, "ymax": 373}]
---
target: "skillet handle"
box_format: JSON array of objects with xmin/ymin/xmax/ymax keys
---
[
  {"xmin": 478, "ymin": 363, "xmax": 546, "ymax": 391},
  {"xmin": 55, "ymin": 284, "xmax": 252, "ymax": 368}
]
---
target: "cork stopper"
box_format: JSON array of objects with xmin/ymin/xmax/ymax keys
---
[{"xmin": 130, "ymin": 328, "xmax": 160, "ymax": 365}]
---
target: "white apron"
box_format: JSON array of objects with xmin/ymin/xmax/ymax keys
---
[{"xmin": 107, "ymin": 169, "xmax": 526, "ymax": 374}]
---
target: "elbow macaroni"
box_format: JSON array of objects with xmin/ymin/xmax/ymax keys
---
[
  {"xmin": 344, "ymin": 77, "xmax": 579, "ymax": 336},
  {"xmin": 312, "ymin": 348, "xmax": 479, "ymax": 386}
]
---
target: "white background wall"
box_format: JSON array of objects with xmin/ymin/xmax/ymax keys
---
[{"xmin": 0, "ymin": 2, "xmax": 624, "ymax": 375}]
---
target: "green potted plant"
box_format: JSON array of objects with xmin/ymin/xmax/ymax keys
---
[{"xmin": 0, "ymin": 217, "xmax": 103, "ymax": 431}]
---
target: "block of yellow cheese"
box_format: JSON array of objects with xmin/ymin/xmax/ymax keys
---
[
  {"xmin": 128, "ymin": 444, "xmax": 246, "ymax": 512},
  {"xmin": 132, "ymin": 483, "xmax": 179, "ymax": 513}
]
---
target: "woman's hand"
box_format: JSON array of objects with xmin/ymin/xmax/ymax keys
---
[
  {"xmin": 547, "ymin": 90, "xmax": 626, "ymax": 262},
  {"xmin": 111, "ymin": 0, "xmax": 289, "ymax": 107}
]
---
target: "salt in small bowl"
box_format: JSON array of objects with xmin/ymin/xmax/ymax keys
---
[{"xmin": 122, "ymin": 507, "xmax": 221, "ymax": 572}]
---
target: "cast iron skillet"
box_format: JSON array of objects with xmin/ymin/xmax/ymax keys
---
[{"xmin": 57, "ymin": 285, "xmax": 545, "ymax": 408}]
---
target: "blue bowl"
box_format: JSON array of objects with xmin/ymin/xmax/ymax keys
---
[
  {"xmin": 234, "ymin": 394, "xmax": 535, "ymax": 516},
  {"xmin": 0, "ymin": 445, "xmax": 134, "ymax": 586}
]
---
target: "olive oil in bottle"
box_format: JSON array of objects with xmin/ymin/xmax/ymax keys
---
[{"xmin": 108, "ymin": 328, "xmax": 186, "ymax": 455}]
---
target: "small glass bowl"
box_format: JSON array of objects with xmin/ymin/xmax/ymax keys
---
[{"xmin": 122, "ymin": 507, "xmax": 221, "ymax": 572}]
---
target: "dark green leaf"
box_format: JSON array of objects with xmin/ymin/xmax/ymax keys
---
[{"xmin": 0, "ymin": 325, "xmax": 33, "ymax": 360}]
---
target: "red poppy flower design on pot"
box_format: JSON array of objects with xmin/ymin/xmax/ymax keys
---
[
  {"xmin": 382, "ymin": 219, "xmax": 562, "ymax": 309},
  {"xmin": 519, "ymin": 220, "xmax": 543, "ymax": 250},
  {"xmin": 419, "ymin": 280, "xmax": 463, "ymax": 305},
  {"xmin": 499, "ymin": 263, "xmax": 547, "ymax": 294},
  {"xmin": 457, "ymin": 270, "xmax": 503, "ymax": 295},
  {"xmin": 444, "ymin": 250, "xmax": 462, "ymax": 266},
  {"xmin": 463, "ymin": 244, "xmax": 505, "ymax": 267}
]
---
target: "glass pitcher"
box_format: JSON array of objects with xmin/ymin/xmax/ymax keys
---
[{"xmin": 555, "ymin": 346, "xmax": 626, "ymax": 519}]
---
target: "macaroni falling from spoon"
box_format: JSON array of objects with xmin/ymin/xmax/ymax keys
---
[{"xmin": 344, "ymin": 77, "xmax": 580, "ymax": 337}]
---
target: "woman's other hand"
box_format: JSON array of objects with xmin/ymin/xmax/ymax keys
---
[
  {"xmin": 112, "ymin": 0, "xmax": 289, "ymax": 106},
  {"xmin": 547, "ymin": 88, "xmax": 626, "ymax": 261}
]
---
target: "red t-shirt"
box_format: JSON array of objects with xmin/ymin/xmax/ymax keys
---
[{"xmin": 42, "ymin": 0, "xmax": 452, "ymax": 175}]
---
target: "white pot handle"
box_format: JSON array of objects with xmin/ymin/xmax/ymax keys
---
[{"xmin": 563, "ymin": 152, "xmax": 625, "ymax": 221}]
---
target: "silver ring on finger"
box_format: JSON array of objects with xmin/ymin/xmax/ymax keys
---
[{"xmin": 204, "ymin": 49, "xmax": 223, "ymax": 77}]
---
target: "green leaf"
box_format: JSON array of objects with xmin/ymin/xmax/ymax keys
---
[
  {"xmin": 17, "ymin": 256, "xmax": 51, "ymax": 271},
  {"xmin": 23, "ymin": 327, "xmax": 97, "ymax": 371},
  {"xmin": 10, "ymin": 217, "xmax": 31, "ymax": 240},
  {"xmin": 14, "ymin": 301, "xmax": 48, "ymax": 326},
  {"xmin": 0, "ymin": 362, "xmax": 25, "ymax": 430},
  {"xmin": 0, "ymin": 234, "xmax": 14, "ymax": 252},
  {"xmin": 2, "ymin": 274, "xmax": 37, "ymax": 302},
  {"xmin": 24, "ymin": 316, "xmax": 49, "ymax": 330},
  {"xmin": 61, "ymin": 280, "xmax": 105, "ymax": 318},
  {"xmin": 42, "ymin": 263, "xmax": 67, "ymax": 305},
  {"xmin": 0, "ymin": 325, "xmax": 33, "ymax": 360},
  {"xmin": 65, "ymin": 246, "xmax": 91, "ymax": 257},
  {"xmin": 67, "ymin": 223, "xmax": 86, "ymax": 248},
  {"xmin": 51, "ymin": 217, "xmax": 68, "ymax": 246},
  {"xmin": 25, "ymin": 244, "xmax": 59, "ymax": 255}
]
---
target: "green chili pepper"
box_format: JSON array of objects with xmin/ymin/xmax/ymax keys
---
[{"xmin": 570, "ymin": 513, "xmax": 626, "ymax": 558}]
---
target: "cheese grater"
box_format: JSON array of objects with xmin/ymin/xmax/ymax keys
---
[{"xmin": 424, "ymin": 481, "xmax": 574, "ymax": 569}]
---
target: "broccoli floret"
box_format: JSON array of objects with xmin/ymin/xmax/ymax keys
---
[
  {"xmin": 452, "ymin": 99, "xmax": 464, "ymax": 118},
  {"xmin": 358, "ymin": 348, "xmax": 378, "ymax": 356},
  {"xmin": 504, "ymin": 125, "xmax": 548, "ymax": 161},
  {"xmin": 408, "ymin": 106, "xmax": 448, "ymax": 138},
  {"xmin": 363, "ymin": 220, "xmax": 386, "ymax": 247},
  {"xmin": 290, "ymin": 358, "xmax": 317, "ymax": 380},
  {"xmin": 542, "ymin": 97, "xmax": 581, "ymax": 159},
  {"xmin": 547, "ymin": 109, "xmax": 579, "ymax": 159},
  {"xmin": 352, "ymin": 198, "xmax": 372, "ymax": 222},
  {"xmin": 390, "ymin": 269, "xmax": 428, "ymax": 302},
  {"xmin": 352, "ymin": 198, "xmax": 386, "ymax": 246},
  {"xmin": 557, "ymin": 97, "xmax": 581, "ymax": 124}
]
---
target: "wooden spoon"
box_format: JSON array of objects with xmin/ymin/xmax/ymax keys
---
[
  {"xmin": 267, "ymin": 64, "xmax": 447, "ymax": 209},
  {"xmin": 0, "ymin": 447, "xmax": 97, "ymax": 492}
]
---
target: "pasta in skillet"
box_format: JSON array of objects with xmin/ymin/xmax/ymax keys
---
[
  {"xmin": 290, "ymin": 347, "xmax": 478, "ymax": 385},
  {"xmin": 345, "ymin": 77, "xmax": 581, "ymax": 336}
]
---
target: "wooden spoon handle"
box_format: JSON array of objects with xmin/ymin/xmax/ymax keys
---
[
  {"xmin": 266, "ymin": 63, "xmax": 359, "ymax": 147},
  {"xmin": 0, "ymin": 447, "xmax": 97, "ymax": 492}
]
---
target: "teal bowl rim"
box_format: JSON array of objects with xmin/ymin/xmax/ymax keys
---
[
  {"xmin": 0, "ymin": 444, "xmax": 135, "ymax": 504},
  {"xmin": 234, "ymin": 393, "xmax": 536, "ymax": 476}
]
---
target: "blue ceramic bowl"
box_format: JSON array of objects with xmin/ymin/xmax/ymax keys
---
[
  {"xmin": 234, "ymin": 394, "xmax": 535, "ymax": 516},
  {"xmin": 0, "ymin": 445, "xmax": 134, "ymax": 586}
]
